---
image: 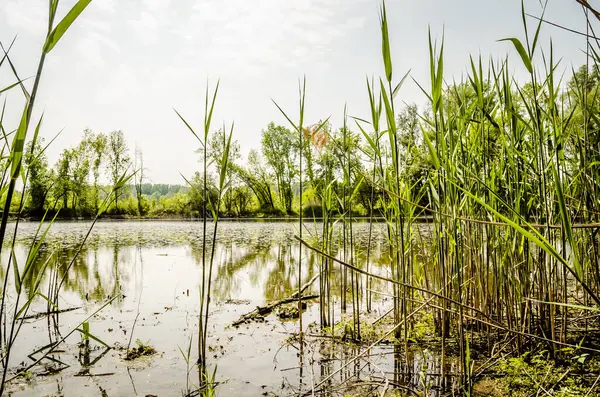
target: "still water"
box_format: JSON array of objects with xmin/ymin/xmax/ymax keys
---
[{"xmin": 4, "ymin": 220, "xmax": 447, "ymax": 396}]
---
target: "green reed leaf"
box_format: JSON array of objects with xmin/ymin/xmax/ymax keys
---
[
  {"xmin": 43, "ymin": 0, "xmax": 92, "ymax": 53},
  {"xmin": 499, "ymin": 38, "xmax": 532, "ymax": 73}
]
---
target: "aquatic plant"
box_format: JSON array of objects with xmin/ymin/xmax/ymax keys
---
[
  {"xmin": 0, "ymin": 1, "xmax": 134, "ymax": 394},
  {"xmin": 176, "ymin": 80, "xmax": 234, "ymax": 392},
  {"xmin": 294, "ymin": 0, "xmax": 600, "ymax": 394}
]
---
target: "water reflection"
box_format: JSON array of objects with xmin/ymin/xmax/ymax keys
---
[
  {"xmin": 14, "ymin": 244, "xmax": 131, "ymax": 305},
  {"xmin": 3, "ymin": 221, "xmax": 448, "ymax": 397},
  {"xmin": 6, "ymin": 221, "xmax": 396, "ymax": 307},
  {"xmin": 281, "ymin": 338, "xmax": 456, "ymax": 396}
]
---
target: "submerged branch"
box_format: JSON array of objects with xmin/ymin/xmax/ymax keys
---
[
  {"xmin": 19, "ymin": 306, "xmax": 80, "ymax": 321},
  {"xmin": 232, "ymin": 274, "xmax": 319, "ymax": 327}
]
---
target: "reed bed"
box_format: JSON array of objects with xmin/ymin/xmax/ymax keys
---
[{"xmin": 296, "ymin": 1, "xmax": 600, "ymax": 394}]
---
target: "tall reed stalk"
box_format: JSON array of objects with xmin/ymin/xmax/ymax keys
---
[
  {"xmin": 176, "ymin": 81, "xmax": 234, "ymax": 372},
  {"xmin": 273, "ymin": 78, "xmax": 308, "ymax": 343}
]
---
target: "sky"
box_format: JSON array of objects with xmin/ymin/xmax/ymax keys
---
[{"xmin": 0, "ymin": 0, "xmax": 592, "ymax": 184}]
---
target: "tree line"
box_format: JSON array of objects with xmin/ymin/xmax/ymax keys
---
[
  {"xmin": 20, "ymin": 63, "xmax": 598, "ymax": 219},
  {"xmin": 22, "ymin": 122, "xmax": 378, "ymax": 218},
  {"xmin": 24, "ymin": 129, "xmax": 191, "ymax": 218}
]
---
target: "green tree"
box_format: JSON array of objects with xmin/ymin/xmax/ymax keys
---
[
  {"xmin": 231, "ymin": 150, "xmax": 276, "ymax": 212},
  {"xmin": 83, "ymin": 129, "xmax": 107, "ymax": 212},
  {"xmin": 51, "ymin": 142, "xmax": 92, "ymax": 215},
  {"xmin": 231, "ymin": 186, "xmax": 253, "ymax": 215},
  {"xmin": 207, "ymin": 128, "xmax": 241, "ymax": 175},
  {"xmin": 187, "ymin": 171, "xmax": 218, "ymax": 216},
  {"xmin": 53, "ymin": 149, "xmax": 72, "ymax": 211},
  {"xmin": 207, "ymin": 128, "xmax": 241, "ymax": 216},
  {"xmin": 70, "ymin": 140, "xmax": 92, "ymax": 213},
  {"xmin": 24, "ymin": 139, "xmax": 52, "ymax": 216},
  {"xmin": 106, "ymin": 130, "xmax": 130, "ymax": 211},
  {"xmin": 261, "ymin": 122, "xmax": 297, "ymax": 214},
  {"xmin": 396, "ymin": 103, "xmax": 430, "ymax": 202},
  {"xmin": 568, "ymin": 64, "xmax": 600, "ymax": 95}
]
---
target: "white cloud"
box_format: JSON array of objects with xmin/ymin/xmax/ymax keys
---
[
  {"xmin": 1, "ymin": 1, "xmax": 46, "ymax": 37},
  {"xmin": 94, "ymin": 64, "xmax": 140, "ymax": 104},
  {"xmin": 76, "ymin": 30, "xmax": 121, "ymax": 69},
  {"xmin": 71, "ymin": 10, "xmax": 121, "ymax": 71},
  {"xmin": 171, "ymin": 0, "xmax": 367, "ymax": 74},
  {"xmin": 128, "ymin": 11, "xmax": 160, "ymax": 45},
  {"xmin": 94, "ymin": 0, "xmax": 116, "ymax": 13},
  {"xmin": 128, "ymin": 0, "xmax": 175, "ymax": 46}
]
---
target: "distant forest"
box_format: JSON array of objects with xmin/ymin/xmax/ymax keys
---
[
  {"xmin": 19, "ymin": 63, "xmax": 600, "ymax": 219},
  {"xmin": 21, "ymin": 118, "xmax": 382, "ymax": 218}
]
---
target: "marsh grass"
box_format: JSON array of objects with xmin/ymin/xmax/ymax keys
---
[
  {"xmin": 124, "ymin": 339, "xmax": 156, "ymax": 361},
  {"xmin": 0, "ymin": 1, "xmax": 136, "ymax": 394},
  {"xmin": 293, "ymin": 0, "xmax": 600, "ymax": 394},
  {"xmin": 175, "ymin": 80, "xmax": 235, "ymax": 396},
  {"xmin": 274, "ymin": 77, "xmax": 314, "ymax": 340}
]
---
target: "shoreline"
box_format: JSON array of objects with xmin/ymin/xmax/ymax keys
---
[{"xmin": 17, "ymin": 215, "xmax": 435, "ymax": 223}]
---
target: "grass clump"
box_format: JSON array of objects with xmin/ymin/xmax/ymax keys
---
[
  {"xmin": 477, "ymin": 351, "xmax": 600, "ymax": 397},
  {"xmin": 322, "ymin": 310, "xmax": 437, "ymax": 345},
  {"xmin": 408, "ymin": 312, "xmax": 435, "ymax": 342},
  {"xmin": 276, "ymin": 302, "xmax": 306, "ymax": 319},
  {"xmin": 125, "ymin": 339, "xmax": 156, "ymax": 361},
  {"xmin": 323, "ymin": 314, "xmax": 397, "ymax": 343}
]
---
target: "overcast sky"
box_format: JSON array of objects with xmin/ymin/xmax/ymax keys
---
[{"xmin": 0, "ymin": 0, "xmax": 591, "ymax": 184}]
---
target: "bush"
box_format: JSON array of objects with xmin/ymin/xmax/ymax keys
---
[{"xmin": 303, "ymin": 204, "xmax": 323, "ymax": 218}]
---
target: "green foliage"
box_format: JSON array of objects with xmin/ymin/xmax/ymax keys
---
[
  {"xmin": 261, "ymin": 122, "xmax": 297, "ymax": 214},
  {"xmin": 83, "ymin": 129, "xmax": 108, "ymax": 212},
  {"xmin": 125, "ymin": 339, "xmax": 156, "ymax": 360},
  {"xmin": 106, "ymin": 130, "xmax": 131, "ymax": 211},
  {"xmin": 24, "ymin": 140, "xmax": 51, "ymax": 216},
  {"xmin": 21, "ymin": 118, "xmax": 381, "ymax": 218},
  {"xmin": 490, "ymin": 352, "xmax": 598, "ymax": 396},
  {"xmin": 42, "ymin": 0, "xmax": 93, "ymax": 53},
  {"xmin": 231, "ymin": 149, "xmax": 276, "ymax": 212},
  {"xmin": 206, "ymin": 127, "xmax": 241, "ymax": 176},
  {"xmin": 230, "ymin": 186, "xmax": 253, "ymax": 216},
  {"xmin": 409, "ymin": 312, "xmax": 435, "ymax": 341}
]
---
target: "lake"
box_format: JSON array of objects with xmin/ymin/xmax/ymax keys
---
[{"xmin": 3, "ymin": 220, "xmax": 448, "ymax": 397}]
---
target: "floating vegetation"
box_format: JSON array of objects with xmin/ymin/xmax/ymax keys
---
[
  {"xmin": 124, "ymin": 339, "xmax": 157, "ymax": 361},
  {"xmin": 276, "ymin": 302, "xmax": 307, "ymax": 320}
]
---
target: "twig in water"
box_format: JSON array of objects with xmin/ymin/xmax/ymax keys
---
[
  {"xmin": 127, "ymin": 250, "xmax": 144, "ymax": 352},
  {"xmin": 20, "ymin": 306, "xmax": 81, "ymax": 320},
  {"xmin": 232, "ymin": 275, "xmax": 319, "ymax": 327},
  {"xmin": 8, "ymin": 295, "xmax": 121, "ymax": 383}
]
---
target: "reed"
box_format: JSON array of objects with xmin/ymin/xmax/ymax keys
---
[
  {"xmin": 4, "ymin": 0, "xmax": 600, "ymax": 395},
  {"xmin": 175, "ymin": 80, "xmax": 234, "ymax": 373},
  {"xmin": 296, "ymin": 0, "xmax": 600, "ymax": 393},
  {"xmin": 0, "ymin": 2, "xmax": 133, "ymax": 394},
  {"xmin": 273, "ymin": 78, "xmax": 308, "ymax": 342}
]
